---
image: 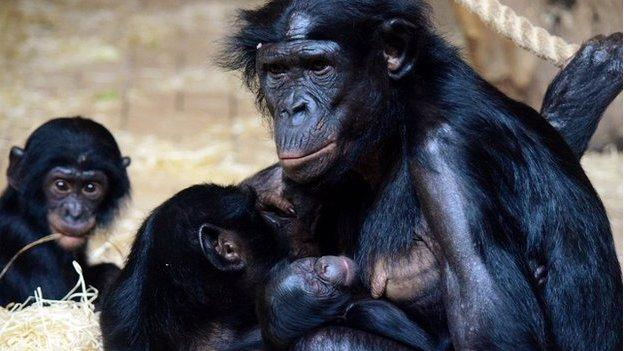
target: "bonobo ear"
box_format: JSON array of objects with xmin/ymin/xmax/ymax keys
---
[
  {"xmin": 198, "ymin": 223, "xmax": 246, "ymax": 271},
  {"xmin": 380, "ymin": 18, "xmax": 419, "ymax": 80},
  {"xmin": 7, "ymin": 146, "xmax": 25, "ymax": 191},
  {"xmin": 121, "ymin": 156, "xmax": 131, "ymax": 168}
]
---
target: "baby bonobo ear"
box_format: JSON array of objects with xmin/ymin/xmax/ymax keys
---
[
  {"xmin": 198, "ymin": 223, "xmax": 246, "ymax": 271},
  {"xmin": 7, "ymin": 146, "xmax": 25, "ymax": 191},
  {"xmin": 380, "ymin": 18, "xmax": 419, "ymax": 80}
]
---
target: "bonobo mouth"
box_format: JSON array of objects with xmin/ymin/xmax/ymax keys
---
[
  {"xmin": 50, "ymin": 218, "xmax": 96, "ymax": 251},
  {"xmin": 278, "ymin": 142, "xmax": 337, "ymax": 168}
]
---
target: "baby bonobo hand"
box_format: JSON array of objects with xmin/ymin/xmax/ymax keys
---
[{"xmin": 241, "ymin": 165, "xmax": 321, "ymax": 258}]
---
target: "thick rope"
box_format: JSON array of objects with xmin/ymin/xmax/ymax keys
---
[{"xmin": 454, "ymin": 0, "xmax": 580, "ymax": 67}]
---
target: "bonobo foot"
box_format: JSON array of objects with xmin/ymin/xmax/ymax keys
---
[{"xmin": 541, "ymin": 33, "xmax": 623, "ymax": 157}]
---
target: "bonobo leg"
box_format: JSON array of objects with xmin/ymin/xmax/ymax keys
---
[{"xmin": 541, "ymin": 33, "xmax": 623, "ymax": 157}]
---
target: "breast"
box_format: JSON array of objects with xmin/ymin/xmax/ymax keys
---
[{"xmin": 384, "ymin": 241, "xmax": 442, "ymax": 307}]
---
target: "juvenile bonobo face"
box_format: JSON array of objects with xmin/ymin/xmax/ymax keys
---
[
  {"xmin": 43, "ymin": 166, "xmax": 108, "ymax": 250},
  {"xmin": 285, "ymin": 256, "xmax": 359, "ymax": 297},
  {"xmin": 257, "ymin": 23, "xmax": 349, "ymax": 183}
]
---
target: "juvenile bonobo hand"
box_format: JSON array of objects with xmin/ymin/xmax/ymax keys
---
[
  {"xmin": 241, "ymin": 165, "xmax": 295, "ymax": 216},
  {"xmin": 242, "ymin": 165, "xmax": 321, "ymax": 258}
]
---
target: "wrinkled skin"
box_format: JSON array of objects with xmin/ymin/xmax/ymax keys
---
[{"xmin": 257, "ymin": 39, "xmax": 358, "ymax": 183}]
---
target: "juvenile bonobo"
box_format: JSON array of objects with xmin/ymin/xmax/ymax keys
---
[
  {"xmin": 100, "ymin": 184, "xmax": 287, "ymax": 351},
  {"xmin": 222, "ymin": 1, "xmax": 622, "ymax": 349},
  {"xmin": 0, "ymin": 117, "xmax": 130, "ymax": 305},
  {"xmin": 259, "ymin": 255, "xmax": 444, "ymax": 351}
]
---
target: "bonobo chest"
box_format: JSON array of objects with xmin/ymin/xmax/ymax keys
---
[
  {"xmin": 382, "ymin": 234, "xmax": 442, "ymax": 307},
  {"xmin": 356, "ymin": 161, "xmax": 443, "ymax": 309}
]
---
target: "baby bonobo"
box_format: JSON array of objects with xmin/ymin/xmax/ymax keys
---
[
  {"xmin": 258, "ymin": 256, "xmax": 442, "ymax": 351},
  {"xmin": 100, "ymin": 184, "xmax": 287, "ymax": 351}
]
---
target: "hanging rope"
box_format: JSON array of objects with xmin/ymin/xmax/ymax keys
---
[{"xmin": 454, "ymin": 0, "xmax": 580, "ymax": 67}]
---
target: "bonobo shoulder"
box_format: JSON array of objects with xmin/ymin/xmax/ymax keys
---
[{"xmin": 407, "ymin": 122, "xmax": 458, "ymax": 161}]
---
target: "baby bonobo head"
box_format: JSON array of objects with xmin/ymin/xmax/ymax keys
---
[{"xmin": 258, "ymin": 256, "xmax": 360, "ymax": 349}]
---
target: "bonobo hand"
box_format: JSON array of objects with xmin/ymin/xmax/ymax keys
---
[
  {"xmin": 241, "ymin": 165, "xmax": 295, "ymax": 217},
  {"xmin": 242, "ymin": 165, "xmax": 320, "ymax": 258}
]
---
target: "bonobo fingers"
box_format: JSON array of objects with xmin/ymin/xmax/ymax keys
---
[{"xmin": 258, "ymin": 193, "xmax": 296, "ymax": 216}]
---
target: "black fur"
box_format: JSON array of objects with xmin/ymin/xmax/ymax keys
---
[
  {"xmin": 0, "ymin": 117, "xmax": 129, "ymax": 305},
  {"xmin": 223, "ymin": 1, "xmax": 622, "ymax": 349},
  {"xmin": 258, "ymin": 258, "xmax": 439, "ymax": 351},
  {"xmin": 100, "ymin": 184, "xmax": 287, "ymax": 351}
]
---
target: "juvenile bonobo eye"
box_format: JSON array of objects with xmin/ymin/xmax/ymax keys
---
[
  {"xmin": 54, "ymin": 179, "xmax": 71, "ymax": 193},
  {"xmin": 82, "ymin": 182, "xmax": 102, "ymax": 197}
]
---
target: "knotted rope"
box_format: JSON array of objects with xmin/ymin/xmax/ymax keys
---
[{"xmin": 454, "ymin": 0, "xmax": 580, "ymax": 67}]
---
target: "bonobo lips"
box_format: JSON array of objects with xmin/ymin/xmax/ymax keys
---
[
  {"xmin": 278, "ymin": 142, "xmax": 337, "ymax": 168},
  {"xmin": 50, "ymin": 218, "xmax": 96, "ymax": 251}
]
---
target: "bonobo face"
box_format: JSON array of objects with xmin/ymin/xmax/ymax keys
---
[
  {"xmin": 43, "ymin": 166, "xmax": 108, "ymax": 250},
  {"xmin": 284, "ymin": 256, "xmax": 359, "ymax": 298},
  {"xmin": 257, "ymin": 39, "xmax": 349, "ymax": 183},
  {"xmin": 251, "ymin": 10, "xmax": 419, "ymax": 183}
]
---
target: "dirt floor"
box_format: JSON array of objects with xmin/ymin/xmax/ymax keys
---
[{"xmin": 0, "ymin": 0, "xmax": 621, "ymax": 266}]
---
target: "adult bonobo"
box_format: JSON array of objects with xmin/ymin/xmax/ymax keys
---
[
  {"xmin": 0, "ymin": 117, "xmax": 130, "ymax": 305},
  {"xmin": 222, "ymin": 1, "xmax": 622, "ymax": 349}
]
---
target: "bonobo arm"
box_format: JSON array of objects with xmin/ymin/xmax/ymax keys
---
[
  {"xmin": 409, "ymin": 139, "xmax": 549, "ymax": 350},
  {"xmin": 541, "ymin": 33, "xmax": 622, "ymax": 158}
]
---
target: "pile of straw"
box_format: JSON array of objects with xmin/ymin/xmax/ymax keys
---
[{"xmin": 0, "ymin": 262, "xmax": 103, "ymax": 351}]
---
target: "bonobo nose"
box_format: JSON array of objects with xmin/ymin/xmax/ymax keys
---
[
  {"xmin": 282, "ymin": 98, "xmax": 308, "ymax": 126},
  {"xmin": 62, "ymin": 202, "xmax": 84, "ymax": 221}
]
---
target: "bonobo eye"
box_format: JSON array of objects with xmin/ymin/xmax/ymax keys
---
[
  {"xmin": 309, "ymin": 59, "xmax": 331, "ymax": 74},
  {"xmin": 54, "ymin": 179, "xmax": 71, "ymax": 193},
  {"xmin": 82, "ymin": 182, "xmax": 102, "ymax": 197},
  {"xmin": 266, "ymin": 63, "xmax": 288, "ymax": 77}
]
